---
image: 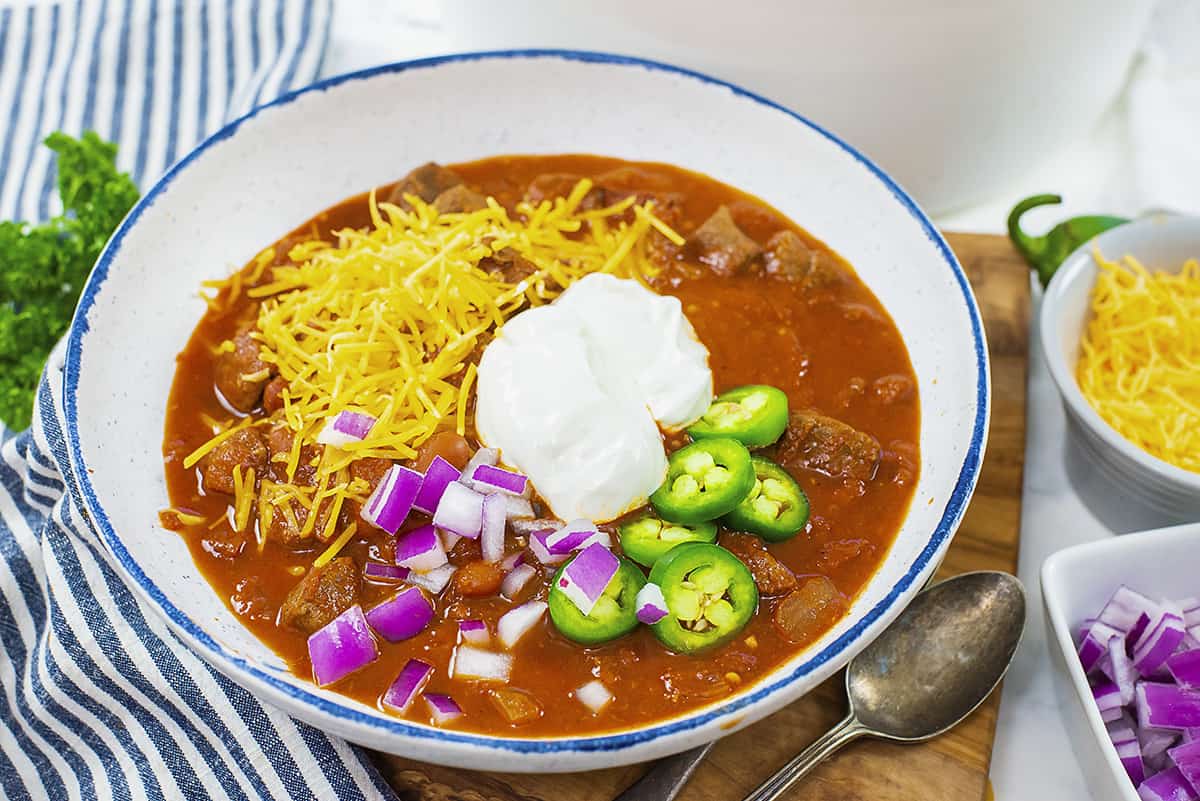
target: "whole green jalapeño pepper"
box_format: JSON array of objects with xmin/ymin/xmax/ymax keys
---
[
  {"xmin": 650, "ymin": 438, "xmax": 756, "ymax": 524},
  {"xmin": 1007, "ymin": 194, "xmax": 1128, "ymax": 287},
  {"xmin": 648, "ymin": 543, "xmax": 758, "ymax": 653},
  {"xmin": 687, "ymin": 385, "xmax": 789, "ymax": 448},
  {"xmin": 548, "ymin": 556, "xmax": 646, "ymax": 645},
  {"xmin": 618, "ymin": 515, "xmax": 718, "ymax": 568},
  {"xmin": 723, "ymin": 457, "xmax": 810, "ymax": 542}
]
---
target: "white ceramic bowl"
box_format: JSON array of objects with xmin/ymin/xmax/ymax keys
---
[
  {"xmin": 1042, "ymin": 522, "xmax": 1200, "ymax": 801},
  {"xmin": 62, "ymin": 52, "xmax": 989, "ymax": 771},
  {"xmin": 1040, "ymin": 216, "xmax": 1200, "ymax": 522}
]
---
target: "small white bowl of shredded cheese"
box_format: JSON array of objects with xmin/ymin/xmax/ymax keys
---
[{"xmin": 1040, "ymin": 214, "xmax": 1200, "ymax": 524}]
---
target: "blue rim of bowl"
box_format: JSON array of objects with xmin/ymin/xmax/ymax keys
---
[{"xmin": 63, "ymin": 49, "xmax": 989, "ymax": 754}]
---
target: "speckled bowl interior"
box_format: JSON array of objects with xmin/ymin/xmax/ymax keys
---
[{"xmin": 63, "ymin": 52, "xmax": 989, "ymax": 771}]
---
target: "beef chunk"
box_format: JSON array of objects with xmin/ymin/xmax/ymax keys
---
[
  {"xmin": 776, "ymin": 411, "xmax": 881, "ymax": 483},
  {"xmin": 265, "ymin": 421, "xmax": 320, "ymax": 484},
  {"xmin": 214, "ymin": 326, "xmax": 273, "ymax": 412},
  {"xmin": 772, "ymin": 576, "xmax": 846, "ymax": 644},
  {"xmin": 262, "ymin": 376, "xmax": 288, "ymax": 413},
  {"xmin": 279, "ymin": 557, "xmax": 361, "ymax": 634},
  {"xmin": 267, "ymin": 495, "xmax": 341, "ymax": 546},
  {"xmin": 433, "ymin": 184, "xmax": 488, "ymax": 213},
  {"xmin": 386, "ymin": 162, "xmax": 464, "ymax": 209},
  {"xmin": 201, "ymin": 428, "xmax": 268, "ymax": 495},
  {"xmin": 689, "ymin": 206, "xmax": 762, "ymax": 276},
  {"xmin": 719, "ymin": 532, "xmax": 798, "ymax": 596},
  {"xmin": 525, "ymin": 173, "xmax": 606, "ymax": 210},
  {"xmin": 479, "ymin": 247, "xmax": 538, "ymax": 286},
  {"xmin": 350, "ymin": 457, "xmax": 392, "ymax": 494},
  {"xmin": 763, "ymin": 230, "xmax": 844, "ymax": 289}
]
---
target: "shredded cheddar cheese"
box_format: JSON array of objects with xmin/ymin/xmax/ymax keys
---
[
  {"xmin": 234, "ymin": 182, "xmax": 672, "ymax": 479},
  {"xmin": 1076, "ymin": 252, "xmax": 1200, "ymax": 473},
  {"xmin": 313, "ymin": 522, "xmax": 358, "ymax": 569},
  {"xmin": 187, "ymin": 180, "xmax": 680, "ymax": 547}
]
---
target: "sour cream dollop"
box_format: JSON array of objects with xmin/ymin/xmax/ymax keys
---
[{"xmin": 474, "ymin": 274, "xmax": 713, "ymax": 522}]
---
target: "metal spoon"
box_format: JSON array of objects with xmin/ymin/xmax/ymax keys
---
[{"xmin": 615, "ymin": 570, "xmax": 1025, "ymax": 801}]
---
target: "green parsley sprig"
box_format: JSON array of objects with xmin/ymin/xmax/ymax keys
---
[{"xmin": 0, "ymin": 131, "xmax": 139, "ymax": 429}]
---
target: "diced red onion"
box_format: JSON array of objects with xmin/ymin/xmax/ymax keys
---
[
  {"xmin": 1141, "ymin": 727, "xmax": 1179, "ymax": 761},
  {"xmin": 556, "ymin": 543, "xmax": 619, "ymax": 617},
  {"xmin": 1117, "ymin": 738, "xmax": 1147, "ymax": 785},
  {"xmin": 307, "ymin": 605, "xmax": 379, "ymax": 687},
  {"xmin": 433, "ymin": 482, "xmax": 484, "ymax": 538},
  {"xmin": 316, "ymin": 411, "xmax": 376, "ymax": 447},
  {"xmin": 457, "ymin": 619, "xmax": 490, "ymax": 646},
  {"xmin": 500, "ymin": 551, "xmax": 526, "ymax": 572},
  {"xmin": 413, "ymin": 455, "xmax": 461, "ymax": 515},
  {"xmin": 504, "ymin": 496, "xmax": 535, "ymax": 521},
  {"xmin": 395, "ymin": 524, "xmax": 448, "ymax": 572},
  {"xmin": 480, "ymin": 493, "xmax": 507, "ymax": 563},
  {"xmin": 364, "ymin": 562, "xmax": 410, "ymax": 582},
  {"xmin": 546, "ymin": 519, "xmax": 611, "ymax": 555},
  {"xmin": 461, "ymin": 448, "xmax": 498, "ymax": 489},
  {"xmin": 1102, "ymin": 633, "xmax": 1139, "ymax": 706},
  {"xmin": 1095, "ymin": 682, "xmax": 1126, "ymax": 722},
  {"xmin": 528, "ymin": 528, "xmax": 568, "ymax": 565},
  {"xmin": 424, "ymin": 693, "xmax": 464, "ymax": 725},
  {"xmin": 1169, "ymin": 650, "xmax": 1200, "ymax": 692},
  {"xmin": 1135, "ymin": 613, "xmax": 1188, "ymax": 678},
  {"xmin": 575, "ymin": 679, "xmax": 613, "ymax": 714},
  {"xmin": 362, "ymin": 465, "xmax": 423, "ymax": 534},
  {"xmin": 497, "ymin": 601, "xmax": 546, "ymax": 649},
  {"xmin": 636, "ymin": 583, "xmax": 669, "ymax": 625},
  {"xmin": 1079, "ymin": 620, "xmax": 1123, "ymax": 673},
  {"xmin": 439, "ymin": 528, "xmax": 462, "ymax": 553},
  {"xmin": 1080, "ymin": 586, "xmax": 1200, "ymax": 798},
  {"xmin": 1184, "ymin": 599, "xmax": 1200, "ymax": 628},
  {"xmin": 407, "ymin": 564, "xmax": 457, "ymax": 594},
  {"xmin": 1130, "ymin": 612, "xmax": 1153, "ymax": 652},
  {"xmin": 471, "ymin": 464, "xmax": 529, "ymax": 496},
  {"xmin": 1169, "ymin": 741, "xmax": 1200, "ymax": 792},
  {"xmin": 1138, "ymin": 682, "xmax": 1200, "ymax": 730},
  {"xmin": 365, "ymin": 586, "xmax": 434, "ymax": 642},
  {"xmin": 451, "ymin": 645, "xmax": 512, "ymax": 682},
  {"xmin": 1137, "ymin": 766, "xmax": 1194, "ymax": 801},
  {"xmin": 501, "ymin": 564, "xmax": 537, "ymax": 600},
  {"xmin": 381, "ymin": 658, "xmax": 433, "ymax": 712},
  {"xmin": 1100, "ymin": 586, "xmax": 1160, "ymax": 633}
]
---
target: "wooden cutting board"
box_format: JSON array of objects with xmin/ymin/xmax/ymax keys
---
[{"xmin": 370, "ymin": 233, "xmax": 1030, "ymax": 801}]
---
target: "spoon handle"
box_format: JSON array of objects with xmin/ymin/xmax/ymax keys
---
[
  {"xmin": 742, "ymin": 714, "xmax": 867, "ymax": 801},
  {"xmin": 613, "ymin": 742, "xmax": 714, "ymax": 801}
]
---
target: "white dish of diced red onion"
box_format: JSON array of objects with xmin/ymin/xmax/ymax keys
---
[{"xmin": 1043, "ymin": 523, "xmax": 1200, "ymax": 801}]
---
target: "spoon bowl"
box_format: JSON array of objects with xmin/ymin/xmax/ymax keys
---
[{"xmin": 849, "ymin": 570, "xmax": 1026, "ymax": 740}]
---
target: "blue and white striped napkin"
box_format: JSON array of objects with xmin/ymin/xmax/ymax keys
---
[{"xmin": 0, "ymin": 2, "xmax": 405, "ymax": 798}]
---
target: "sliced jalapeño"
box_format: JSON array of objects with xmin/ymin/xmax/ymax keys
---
[
  {"xmin": 687, "ymin": 385, "xmax": 789, "ymax": 448},
  {"xmin": 648, "ymin": 543, "xmax": 758, "ymax": 654},
  {"xmin": 723, "ymin": 456, "xmax": 810, "ymax": 542},
  {"xmin": 618, "ymin": 515, "xmax": 718, "ymax": 568},
  {"xmin": 650, "ymin": 437, "xmax": 755, "ymax": 524}
]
